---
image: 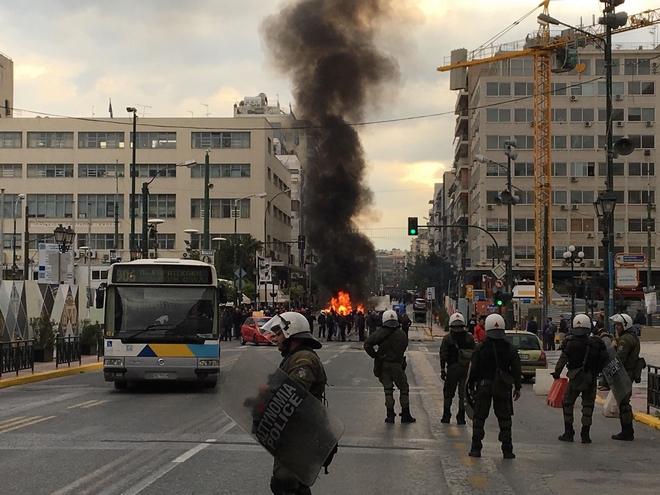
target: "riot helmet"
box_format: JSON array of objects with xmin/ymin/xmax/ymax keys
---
[
  {"xmin": 484, "ymin": 314, "xmax": 506, "ymax": 340},
  {"xmin": 571, "ymin": 313, "xmax": 591, "ymax": 336},
  {"xmin": 610, "ymin": 313, "xmax": 633, "ymax": 332},
  {"xmin": 381, "ymin": 309, "xmax": 400, "ymax": 328},
  {"xmin": 262, "ymin": 311, "xmax": 322, "ymax": 349},
  {"xmin": 448, "ymin": 312, "xmax": 467, "ymax": 332}
]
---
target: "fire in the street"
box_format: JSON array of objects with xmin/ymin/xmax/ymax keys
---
[{"xmin": 327, "ymin": 291, "xmax": 365, "ymax": 316}]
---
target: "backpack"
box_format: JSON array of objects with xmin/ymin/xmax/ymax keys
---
[
  {"xmin": 547, "ymin": 323, "xmax": 557, "ymax": 335},
  {"xmin": 633, "ymin": 356, "xmax": 647, "ymax": 384}
]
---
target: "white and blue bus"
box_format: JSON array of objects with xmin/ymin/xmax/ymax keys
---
[{"xmin": 102, "ymin": 259, "xmax": 220, "ymax": 389}]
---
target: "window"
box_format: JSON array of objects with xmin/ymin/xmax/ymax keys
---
[
  {"xmin": 628, "ymin": 190, "xmax": 655, "ymax": 204},
  {"xmin": 570, "ymin": 162, "xmax": 595, "ymax": 177},
  {"xmin": 628, "ymin": 218, "xmax": 655, "ymax": 232},
  {"xmin": 191, "ymin": 198, "xmax": 251, "ymax": 219},
  {"xmin": 629, "ymin": 245, "xmax": 656, "ymax": 261},
  {"xmin": 509, "ymin": 59, "xmax": 534, "ymax": 76},
  {"xmin": 514, "ymin": 246, "xmax": 535, "ymax": 260},
  {"xmin": 268, "ymin": 137, "xmax": 272, "ymax": 154},
  {"xmin": 78, "ymin": 163, "xmax": 125, "ymax": 178},
  {"xmin": 27, "ymin": 233, "xmax": 55, "ymax": 249},
  {"xmin": 135, "ymin": 194, "xmax": 176, "ymax": 218},
  {"xmin": 191, "ymin": 132, "xmax": 251, "ymax": 149},
  {"xmin": 598, "ymin": 81, "xmax": 624, "ymax": 96},
  {"xmin": 514, "ymin": 108, "xmax": 534, "ymax": 123},
  {"xmin": 624, "ymin": 58, "xmax": 650, "ymax": 76},
  {"xmin": 553, "ymin": 246, "xmax": 567, "ymax": 260},
  {"xmin": 551, "ymin": 135, "xmax": 567, "ymax": 149},
  {"xmin": 486, "ymin": 163, "xmax": 507, "ymax": 177},
  {"xmin": 551, "ymin": 108, "xmax": 567, "ymax": 122},
  {"xmin": 486, "ymin": 82, "xmax": 510, "ymax": 96},
  {"xmin": 272, "ymin": 206, "xmax": 292, "ymax": 226},
  {"xmin": 512, "ymin": 135, "xmax": 534, "ymax": 150},
  {"xmin": 27, "ymin": 164, "xmax": 74, "ymax": 178},
  {"xmin": 570, "ymin": 135, "xmax": 595, "ymax": 149},
  {"xmin": 2, "ymin": 194, "xmax": 23, "ymax": 219},
  {"xmin": 597, "ymin": 134, "xmax": 624, "ymax": 149},
  {"xmin": 486, "ymin": 108, "xmax": 511, "ymax": 123},
  {"xmin": 77, "ymin": 234, "xmax": 124, "ymax": 250},
  {"xmin": 486, "ymin": 135, "xmax": 510, "ymax": 150},
  {"xmin": 571, "ymin": 218, "xmax": 595, "ymax": 232},
  {"xmin": 27, "ymin": 132, "xmax": 73, "ymax": 148},
  {"xmin": 571, "ymin": 83, "xmax": 594, "ymax": 96},
  {"xmin": 27, "ymin": 194, "xmax": 74, "ymax": 218},
  {"xmin": 629, "ymin": 162, "xmax": 654, "ymax": 176},
  {"xmin": 552, "ymin": 162, "xmax": 567, "ymax": 176},
  {"xmin": 156, "ymin": 233, "xmax": 176, "ymax": 250},
  {"xmin": 552, "ymin": 82, "xmax": 567, "ymax": 96},
  {"xmin": 3, "ymin": 233, "xmax": 21, "ymax": 249},
  {"xmin": 514, "ymin": 218, "xmax": 535, "ymax": 232},
  {"xmin": 570, "ymin": 108, "xmax": 594, "ymax": 122},
  {"xmin": 628, "ymin": 108, "xmax": 655, "ymax": 122},
  {"xmin": 577, "ymin": 246, "xmax": 595, "ymax": 260},
  {"xmin": 1, "ymin": 164, "xmax": 21, "ymax": 178},
  {"xmin": 597, "ymin": 190, "xmax": 625, "ymax": 205},
  {"xmin": 598, "ymin": 108, "xmax": 624, "ymax": 121},
  {"xmin": 78, "ymin": 132, "xmax": 125, "ymax": 149},
  {"xmin": 134, "ymin": 132, "xmax": 176, "ymax": 149},
  {"xmin": 628, "ymin": 135, "xmax": 655, "ymax": 149},
  {"xmin": 0, "ymin": 132, "xmax": 21, "ymax": 148},
  {"xmin": 628, "ymin": 81, "xmax": 655, "ymax": 95},
  {"xmin": 514, "ymin": 162, "xmax": 534, "ymax": 177},
  {"xmin": 598, "ymin": 162, "xmax": 624, "ymax": 176},
  {"xmin": 486, "ymin": 191, "xmax": 500, "ymax": 204},
  {"xmin": 518, "ymin": 190, "xmax": 535, "ymax": 204},
  {"xmin": 267, "ymin": 167, "xmax": 272, "ymax": 180},
  {"xmin": 570, "ymin": 190, "xmax": 595, "ymax": 204},
  {"xmin": 552, "ymin": 218, "xmax": 568, "ymax": 232},
  {"xmin": 91, "ymin": 270, "xmax": 110, "ymax": 281},
  {"xmin": 596, "ymin": 58, "xmax": 620, "ymax": 76},
  {"xmin": 191, "ymin": 163, "xmax": 251, "ymax": 178},
  {"xmin": 135, "ymin": 164, "xmax": 177, "ymax": 178},
  {"xmin": 486, "ymin": 219, "xmax": 508, "ymax": 232},
  {"xmin": 514, "ymin": 82, "xmax": 534, "ymax": 96},
  {"xmin": 77, "ymin": 194, "xmax": 124, "ymax": 218},
  {"xmin": 552, "ymin": 191, "xmax": 567, "ymax": 204}
]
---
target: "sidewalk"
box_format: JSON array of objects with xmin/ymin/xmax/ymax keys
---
[{"xmin": 0, "ymin": 355, "xmax": 103, "ymax": 389}]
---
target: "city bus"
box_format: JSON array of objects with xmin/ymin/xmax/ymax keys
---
[{"xmin": 102, "ymin": 259, "xmax": 220, "ymax": 389}]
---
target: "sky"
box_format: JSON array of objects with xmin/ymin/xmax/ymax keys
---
[{"xmin": 0, "ymin": 0, "xmax": 658, "ymax": 251}]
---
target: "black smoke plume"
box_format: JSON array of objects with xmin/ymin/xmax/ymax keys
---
[{"xmin": 262, "ymin": 0, "xmax": 400, "ymax": 300}]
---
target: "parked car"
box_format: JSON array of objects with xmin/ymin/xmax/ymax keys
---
[
  {"xmin": 504, "ymin": 330, "xmax": 547, "ymax": 379},
  {"xmin": 240, "ymin": 316, "xmax": 275, "ymax": 346},
  {"xmin": 413, "ymin": 298, "xmax": 427, "ymax": 311}
]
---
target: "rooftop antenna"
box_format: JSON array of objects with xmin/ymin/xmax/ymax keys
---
[
  {"xmin": 136, "ymin": 104, "xmax": 152, "ymax": 117},
  {"xmin": 201, "ymin": 103, "xmax": 211, "ymax": 117},
  {"xmin": 188, "ymin": 111, "xmax": 194, "ymax": 118},
  {"xmin": 92, "ymin": 105, "xmax": 95, "ymax": 117}
]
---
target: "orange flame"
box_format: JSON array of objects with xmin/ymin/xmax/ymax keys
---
[{"xmin": 326, "ymin": 291, "xmax": 364, "ymax": 316}]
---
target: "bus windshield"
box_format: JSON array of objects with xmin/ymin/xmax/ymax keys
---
[{"xmin": 106, "ymin": 286, "xmax": 217, "ymax": 343}]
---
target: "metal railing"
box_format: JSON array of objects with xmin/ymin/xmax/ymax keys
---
[
  {"xmin": 56, "ymin": 336, "xmax": 81, "ymax": 368},
  {"xmin": 648, "ymin": 364, "xmax": 660, "ymax": 415},
  {"xmin": 0, "ymin": 340, "xmax": 35, "ymax": 377}
]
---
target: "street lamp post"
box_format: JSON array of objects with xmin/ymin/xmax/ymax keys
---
[
  {"xmin": 232, "ymin": 192, "xmax": 267, "ymax": 304},
  {"xmin": 203, "ymin": 149, "xmax": 212, "ymax": 250},
  {"xmin": 12, "ymin": 193, "xmax": 24, "ymax": 280},
  {"xmin": 127, "ymin": 107, "xmax": 138, "ymax": 259},
  {"xmin": 147, "ymin": 218, "xmax": 164, "ymax": 259},
  {"xmin": 53, "ymin": 224, "xmax": 75, "ymax": 284},
  {"xmin": 594, "ymin": 191, "xmax": 618, "ymax": 330},
  {"xmin": 563, "ymin": 245, "xmax": 585, "ymax": 321}
]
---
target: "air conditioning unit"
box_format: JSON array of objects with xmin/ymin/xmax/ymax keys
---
[
  {"xmin": 646, "ymin": 121, "xmax": 654, "ymax": 127},
  {"xmin": 182, "ymin": 252, "xmax": 190, "ymax": 259},
  {"xmin": 560, "ymin": 205, "xmax": 567, "ymax": 211},
  {"xmin": 88, "ymin": 250, "xmax": 97, "ymax": 259},
  {"xmin": 571, "ymin": 177, "xmax": 578, "ymax": 182},
  {"xmin": 572, "ymin": 205, "xmax": 579, "ymax": 210},
  {"xmin": 616, "ymin": 121, "xmax": 624, "ymax": 127},
  {"xmin": 570, "ymin": 95, "xmax": 578, "ymax": 102},
  {"xmin": 644, "ymin": 149, "xmax": 651, "ymax": 156},
  {"xmin": 584, "ymin": 121, "xmax": 592, "ymax": 127},
  {"xmin": 616, "ymin": 233, "xmax": 622, "ymax": 238},
  {"xmin": 529, "ymin": 121, "xmax": 535, "ymax": 127},
  {"xmin": 487, "ymin": 205, "xmax": 494, "ymax": 210},
  {"xmin": 615, "ymin": 94, "xmax": 623, "ymax": 101},
  {"xmin": 102, "ymin": 254, "xmax": 110, "ymax": 263},
  {"xmin": 587, "ymin": 233, "xmax": 594, "ymax": 238}
]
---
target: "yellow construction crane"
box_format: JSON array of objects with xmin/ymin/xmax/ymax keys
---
[{"xmin": 438, "ymin": 1, "xmax": 660, "ymax": 305}]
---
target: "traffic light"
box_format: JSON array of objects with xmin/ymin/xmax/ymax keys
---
[
  {"xmin": 407, "ymin": 217, "xmax": 419, "ymax": 236},
  {"xmin": 495, "ymin": 189, "xmax": 520, "ymax": 206},
  {"xmin": 494, "ymin": 290, "xmax": 504, "ymax": 307},
  {"xmin": 297, "ymin": 235, "xmax": 306, "ymax": 251}
]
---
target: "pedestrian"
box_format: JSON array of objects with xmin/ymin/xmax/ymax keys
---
[
  {"xmin": 233, "ymin": 307, "xmax": 243, "ymax": 340},
  {"xmin": 317, "ymin": 311, "xmax": 327, "ymax": 339},
  {"xmin": 337, "ymin": 314, "xmax": 347, "ymax": 342},
  {"xmin": 367, "ymin": 310, "xmax": 379, "ymax": 336},
  {"xmin": 222, "ymin": 307, "xmax": 233, "ymax": 341},
  {"xmin": 467, "ymin": 314, "xmax": 522, "ymax": 459},
  {"xmin": 326, "ymin": 310, "xmax": 336, "ymax": 342},
  {"xmin": 610, "ymin": 313, "xmax": 642, "ymax": 441},
  {"xmin": 467, "ymin": 314, "xmax": 477, "ymax": 335},
  {"xmin": 439, "ymin": 312, "xmax": 476, "ymax": 425},
  {"xmin": 552, "ymin": 314, "xmax": 608, "ymax": 444},
  {"xmin": 473, "ymin": 316, "xmax": 486, "ymax": 343},
  {"xmin": 400, "ymin": 312, "xmax": 411, "ymax": 337},
  {"xmin": 633, "ymin": 309, "xmax": 646, "ymax": 326},
  {"xmin": 558, "ymin": 315, "xmax": 568, "ymax": 346},
  {"xmin": 364, "ymin": 309, "xmax": 416, "ymax": 424},
  {"xmin": 526, "ymin": 316, "xmax": 538, "ymax": 335},
  {"xmin": 542, "ymin": 317, "xmax": 556, "ymax": 351},
  {"xmin": 262, "ymin": 312, "xmax": 328, "ymax": 495},
  {"xmin": 356, "ymin": 311, "xmax": 366, "ymax": 342}
]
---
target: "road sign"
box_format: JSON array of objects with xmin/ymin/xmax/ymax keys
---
[
  {"xmin": 426, "ymin": 287, "xmax": 436, "ymax": 300},
  {"xmin": 234, "ymin": 268, "xmax": 247, "ymax": 279},
  {"xmin": 487, "ymin": 304, "xmax": 497, "ymax": 312},
  {"xmin": 465, "ymin": 285, "xmax": 474, "ymax": 300},
  {"xmin": 615, "ymin": 253, "xmax": 647, "ymax": 265},
  {"xmin": 521, "ymin": 299, "xmax": 531, "ymax": 304},
  {"xmin": 494, "ymin": 279, "xmax": 504, "ymax": 289},
  {"xmin": 491, "ymin": 263, "xmax": 506, "ymax": 279},
  {"xmin": 615, "ymin": 267, "xmax": 639, "ymax": 288}
]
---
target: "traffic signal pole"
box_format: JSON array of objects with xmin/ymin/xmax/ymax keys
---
[{"xmin": 505, "ymin": 145, "xmax": 515, "ymax": 330}]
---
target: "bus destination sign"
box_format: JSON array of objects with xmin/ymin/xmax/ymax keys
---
[{"xmin": 112, "ymin": 265, "xmax": 213, "ymax": 285}]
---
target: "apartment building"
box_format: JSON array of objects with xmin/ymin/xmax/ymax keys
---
[
  {"xmin": 0, "ymin": 51, "xmax": 12, "ymax": 118},
  {"xmin": 445, "ymin": 41, "xmax": 660, "ymax": 293}
]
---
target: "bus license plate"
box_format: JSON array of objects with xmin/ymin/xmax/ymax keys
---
[
  {"xmin": 151, "ymin": 372, "xmax": 171, "ymax": 379},
  {"xmin": 519, "ymin": 354, "xmax": 530, "ymax": 361}
]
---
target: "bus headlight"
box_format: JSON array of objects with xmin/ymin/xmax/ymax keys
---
[
  {"xmin": 197, "ymin": 359, "xmax": 219, "ymax": 367},
  {"xmin": 104, "ymin": 358, "xmax": 124, "ymax": 367}
]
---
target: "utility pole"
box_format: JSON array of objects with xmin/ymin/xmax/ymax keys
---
[
  {"xmin": 203, "ymin": 149, "xmax": 211, "ymax": 250},
  {"xmin": 0, "ymin": 188, "xmax": 4, "ymax": 279},
  {"xmin": 114, "ymin": 160, "xmax": 120, "ymax": 251},
  {"xmin": 127, "ymin": 107, "xmax": 138, "ymax": 259},
  {"xmin": 647, "ymin": 199, "xmax": 654, "ymax": 325}
]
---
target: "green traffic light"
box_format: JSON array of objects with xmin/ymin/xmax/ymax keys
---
[{"xmin": 496, "ymin": 298, "xmax": 503, "ymax": 306}]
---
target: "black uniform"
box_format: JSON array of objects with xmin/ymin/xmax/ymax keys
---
[{"xmin": 439, "ymin": 330, "xmax": 476, "ymax": 424}]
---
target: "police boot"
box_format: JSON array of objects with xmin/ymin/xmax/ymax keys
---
[
  {"xmin": 468, "ymin": 441, "xmax": 481, "ymax": 458},
  {"xmin": 456, "ymin": 409, "xmax": 466, "ymax": 426},
  {"xmin": 558, "ymin": 423, "xmax": 575, "ymax": 442},
  {"xmin": 400, "ymin": 407, "xmax": 416, "ymax": 423},
  {"xmin": 440, "ymin": 405, "xmax": 451, "ymax": 424},
  {"xmin": 385, "ymin": 408, "xmax": 396, "ymax": 424},
  {"xmin": 502, "ymin": 443, "xmax": 516, "ymax": 459},
  {"xmin": 612, "ymin": 424, "xmax": 634, "ymax": 441},
  {"xmin": 581, "ymin": 426, "xmax": 591, "ymax": 444}
]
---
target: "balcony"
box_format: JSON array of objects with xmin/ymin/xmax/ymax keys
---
[
  {"xmin": 455, "ymin": 109, "xmax": 468, "ymax": 136},
  {"xmin": 455, "ymin": 90, "xmax": 468, "ymax": 114},
  {"xmin": 454, "ymin": 133, "xmax": 468, "ymax": 159}
]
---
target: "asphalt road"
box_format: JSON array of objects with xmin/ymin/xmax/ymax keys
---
[{"xmin": 1, "ymin": 337, "xmax": 659, "ymax": 495}]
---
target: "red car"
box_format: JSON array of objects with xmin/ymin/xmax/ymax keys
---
[{"xmin": 240, "ymin": 316, "xmax": 275, "ymax": 346}]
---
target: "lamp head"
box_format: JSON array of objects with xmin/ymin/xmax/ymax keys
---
[
  {"xmin": 18, "ymin": 193, "xmax": 25, "ymax": 200},
  {"xmin": 178, "ymin": 160, "xmax": 197, "ymax": 168},
  {"xmin": 126, "ymin": 107, "xmax": 137, "ymax": 113},
  {"xmin": 256, "ymin": 192, "xmax": 268, "ymax": 199}
]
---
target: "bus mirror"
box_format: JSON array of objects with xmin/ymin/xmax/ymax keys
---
[
  {"xmin": 218, "ymin": 285, "xmax": 227, "ymax": 304},
  {"xmin": 96, "ymin": 283, "xmax": 106, "ymax": 309}
]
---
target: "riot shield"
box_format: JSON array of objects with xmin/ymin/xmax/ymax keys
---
[
  {"xmin": 221, "ymin": 349, "xmax": 344, "ymax": 487},
  {"xmin": 601, "ymin": 336, "xmax": 633, "ymax": 403}
]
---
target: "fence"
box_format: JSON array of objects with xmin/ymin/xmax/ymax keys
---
[
  {"xmin": 648, "ymin": 364, "xmax": 660, "ymax": 415},
  {"xmin": 0, "ymin": 340, "xmax": 35, "ymax": 377},
  {"xmin": 55, "ymin": 337, "xmax": 81, "ymax": 368}
]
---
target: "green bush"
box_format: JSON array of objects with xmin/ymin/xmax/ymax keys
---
[
  {"xmin": 436, "ymin": 306, "xmax": 449, "ymax": 329},
  {"xmin": 31, "ymin": 314, "xmax": 56, "ymax": 350},
  {"xmin": 81, "ymin": 320, "xmax": 104, "ymax": 346}
]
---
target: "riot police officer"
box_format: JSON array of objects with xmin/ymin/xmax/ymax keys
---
[
  {"xmin": 552, "ymin": 314, "xmax": 608, "ymax": 443},
  {"xmin": 610, "ymin": 313, "xmax": 641, "ymax": 441},
  {"xmin": 467, "ymin": 314, "xmax": 522, "ymax": 459},
  {"xmin": 364, "ymin": 309, "xmax": 416, "ymax": 424},
  {"xmin": 439, "ymin": 312, "xmax": 476, "ymax": 425}
]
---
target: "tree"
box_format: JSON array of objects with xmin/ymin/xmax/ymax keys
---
[{"xmin": 214, "ymin": 234, "xmax": 262, "ymax": 288}]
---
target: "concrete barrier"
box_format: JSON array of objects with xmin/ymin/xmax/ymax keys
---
[
  {"xmin": 640, "ymin": 326, "xmax": 660, "ymax": 342},
  {"xmin": 534, "ymin": 368, "xmax": 566, "ymax": 396}
]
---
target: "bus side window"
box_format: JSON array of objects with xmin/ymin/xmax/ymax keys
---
[{"xmin": 96, "ymin": 283, "xmax": 107, "ymax": 309}]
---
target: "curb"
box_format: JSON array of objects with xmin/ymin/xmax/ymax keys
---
[
  {"xmin": 0, "ymin": 363, "xmax": 103, "ymax": 389},
  {"xmin": 595, "ymin": 394, "xmax": 660, "ymax": 431}
]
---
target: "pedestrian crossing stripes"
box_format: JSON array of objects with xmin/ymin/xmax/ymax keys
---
[{"xmin": 0, "ymin": 415, "xmax": 56, "ymax": 434}]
